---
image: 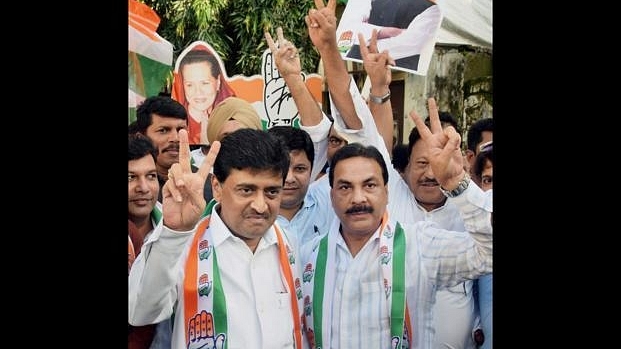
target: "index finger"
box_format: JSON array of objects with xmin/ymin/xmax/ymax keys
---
[
  {"xmin": 196, "ymin": 140, "xmax": 221, "ymax": 179},
  {"xmin": 265, "ymin": 30, "xmax": 277, "ymax": 53},
  {"xmin": 314, "ymin": 0, "xmax": 335, "ymax": 11},
  {"xmin": 314, "ymin": 0, "xmax": 325, "ymax": 10},
  {"xmin": 178, "ymin": 129, "xmax": 192, "ymax": 173},
  {"xmin": 409, "ymin": 108, "xmax": 433, "ymax": 140}
]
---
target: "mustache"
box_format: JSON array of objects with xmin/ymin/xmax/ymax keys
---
[
  {"xmin": 345, "ymin": 205, "xmax": 373, "ymax": 214},
  {"xmin": 245, "ymin": 210, "xmax": 270, "ymax": 219},
  {"xmin": 419, "ymin": 178, "xmax": 439, "ymax": 185},
  {"xmin": 162, "ymin": 145, "xmax": 179, "ymax": 153}
]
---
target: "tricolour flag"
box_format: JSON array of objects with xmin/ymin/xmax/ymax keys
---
[{"xmin": 128, "ymin": 0, "xmax": 173, "ymax": 124}]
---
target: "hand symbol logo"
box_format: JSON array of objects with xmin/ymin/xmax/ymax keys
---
[{"xmin": 261, "ymin": 48, "xmax": 304, "ymax": 128}]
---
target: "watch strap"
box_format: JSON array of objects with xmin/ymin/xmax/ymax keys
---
[
  {"xmin": 439, "ymin": 173, "xmax": 471, "ymax": 198},
  {"xmin": 369, "ymin": 89, "xmax": 391, "ymax": 104}
]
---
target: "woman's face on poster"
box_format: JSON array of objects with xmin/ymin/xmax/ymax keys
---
[{"xmin": 182, "ymin": 61, "xmax": 220, "ymax": 114}]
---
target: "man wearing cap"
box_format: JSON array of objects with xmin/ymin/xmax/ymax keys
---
[{"xmin": 205, "ymin": 97, "xmax": 264, "ymax": 144}]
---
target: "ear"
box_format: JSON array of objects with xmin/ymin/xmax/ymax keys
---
[
  {"xmin": 211, "ymin": 174, "xmax": 222, "ymax": 201},
  {"xmin": 465, "ymin": 149, "xmax": 476, "ymax": 162}
]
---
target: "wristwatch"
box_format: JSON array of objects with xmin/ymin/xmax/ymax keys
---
[
  {"xmin": 439, "ymin": 173, "xmax": 470, "ymax": 198},
  {"xmin": 369, "ymin": 89, "xmax": 391, "ymax": 104}
]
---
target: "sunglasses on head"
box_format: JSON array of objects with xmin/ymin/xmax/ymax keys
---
[{"xmin": 478, "ymin": 141, "xmax": 493, "ymax": 153}]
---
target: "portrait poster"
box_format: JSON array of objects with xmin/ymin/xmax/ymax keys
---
[
  {"xmin": 172, "ymin": 41, "xmax": 323, "ymax": 145},
  {"xmin": 335, "ymin": 0, "xmax": 443, "ymax": 76}
]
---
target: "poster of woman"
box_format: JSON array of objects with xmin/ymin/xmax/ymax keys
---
[{"xmin": 171, "ymin": 42, "xmax": 236, "ymax": 145}]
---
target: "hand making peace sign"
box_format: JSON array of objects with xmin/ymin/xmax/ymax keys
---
[
  {"xmin": 162, "ymin": 129, "xmax": 221, "ymax": 231},
  {"xmin": 410, "ymin": 98, "xmax": 466, "ymax": 189}
]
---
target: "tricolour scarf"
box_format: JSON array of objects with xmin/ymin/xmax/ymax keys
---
[
  {"xmin": 302, "ymin": 212, "xmax": 412, "ymax": 348},
  {"xmin": 183, "ymin": 201, "xmax": 304, "ymax": 349}
]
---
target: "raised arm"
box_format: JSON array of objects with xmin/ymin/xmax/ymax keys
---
[
  {"xmin": 265, "ymin": 27, "xmax": 331, "ymax": 180},
  {"xmin": 264, "ymin": 27, "xmax": 324, "ymax": 127},
  {"xmin": 359, "ymin": 29, "xmax": 395, "ymax": 152},
  {"xmin": 306, "ymin": 0, "xmax": 362, "ymax": 130},
  {"xmin": 129, "ymin": 130, "xmax": 220, "ymax": 326}
]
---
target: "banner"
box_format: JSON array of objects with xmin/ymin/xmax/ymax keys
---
[{"xmin": 128, "ymin": 0, "xmax": 173, "ymax": 124}]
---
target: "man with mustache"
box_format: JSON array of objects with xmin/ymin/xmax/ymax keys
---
[
  {"xmin": 129, "ymin": 128, "xmax": 308, "ymax": 349},
  {"xmin": 132, "ymin": 95, "xmax": 189, "ymax": 201},
  {"xmin": 305, "ymin": 1, "xmax": 491, "ymax": 346},
  {"xmin": 399, "ymin": 114, "xmax": 484, "ymax": 349},
  {"xmin": 298, "ymin": 111, "xmax": 492, "ymax": 349}
]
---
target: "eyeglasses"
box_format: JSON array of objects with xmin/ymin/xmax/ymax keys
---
[{"xmin": 478, "ymin": 141, "xmax": 493, "ymax": 153}]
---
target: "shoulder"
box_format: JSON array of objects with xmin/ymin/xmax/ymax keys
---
[
  {"xmin": 276, "ymin": 223, "xmax": 301, "ymax": 250},
  {"xmin": 299, "ymin": 234, "xmax": 323, "ymax": 262}
]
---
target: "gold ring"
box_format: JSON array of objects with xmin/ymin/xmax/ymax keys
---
[
  {"xmin": 168, "ymin": 171, "xmax": 173, "ymax": 179},
  {"xmin": 289, "ymin": 53, "xmax": 298, "ymax": 59}
]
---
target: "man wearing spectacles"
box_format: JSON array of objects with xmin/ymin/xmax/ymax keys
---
[
  {"xmin": 465, "ymin": 118, "xmax": 493, "ymax": 177},
  {"xmin": 308, "ymin": 4, "xmax": 492, "ymax": 346}
]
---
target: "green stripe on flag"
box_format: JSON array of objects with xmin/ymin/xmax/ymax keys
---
[{"xmin": 128, "ymin": 51, "xmax": 171, "ymax": 99}]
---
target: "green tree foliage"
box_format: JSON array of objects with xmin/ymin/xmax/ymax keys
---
[{"xmin": 143, "ymin": 0, "xmax": 320, "ymax": 82}]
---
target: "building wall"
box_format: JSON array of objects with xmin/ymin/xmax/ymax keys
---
[
  {"xmin": 400, "ymin": 44, "xmax": 493, "ymax": 148},
  {"xmin": 321, "ymin": 44, "xmax": 492, "ymax": 149}
]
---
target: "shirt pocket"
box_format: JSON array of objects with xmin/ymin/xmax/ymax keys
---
[
  {"xmin": 360, "ymin": 281, "xmax": 390, "ymax": 333},
  {"xmin": 262, "ymin": 291, "xmax": 295, "ymax": 348}
]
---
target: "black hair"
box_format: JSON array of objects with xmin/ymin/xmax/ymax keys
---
[
  {"xmin": 266, "ymin": 126, "xmax": 315, "ymax": 170},
  {"xmin": 466, "ymin": 118, "xmax": 493, "ymax": 152},
  {"xmin": 179, "ymin": 49, "xmax": 222, "ymax": 79},
  {"xmin": 128, "ymin": 133, "xmax": 157, "ymax": 163},
  {"xmin": 134, "ymin": 95, "xmax": 187, "ymax": 134},
  {"xmin": 473, "ymin": 145, "xmax": 493, "ymax": 182},
  {"xmin": 128, "ymin": 120, "xmax": 140, "ymax": 135},
  {"xmin": 407, "ymin": 111, "xmax": 460, "ymax": 159},
  {"xmin": 329, "ymin": 143, "xmax": 388, "ymax": 187},
  {"xmin": 213, "ymin": 128, "xmax": 290, "ymax": 185},
  {"xmin": 391, "ymin": 143, "xmax": 409, "ymax": 173}
]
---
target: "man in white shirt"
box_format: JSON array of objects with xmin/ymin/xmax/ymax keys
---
[
  {"xmin": 129, "ymin": 128, "xmax": 308, "ymax": 349},
  {"xmin": 128, "ymin": 133, "xmax": 172, "ymax": 349},
  {"xmin": 305, "ymin": 2, "xmax": 491, "ymax": 348},
  {"xmin": 264, "ymin": 27, "xmax": 338, "ymax": 245},
  {"xmin": 299, "ymin": 106, "xmax": 492, "ymax": 349}
]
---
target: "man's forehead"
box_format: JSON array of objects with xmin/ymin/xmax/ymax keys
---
[
  {"xmin": 150, "ymin": 114, "xmax": 187, "ymax": 125},
  {"xmin": 334, "ymin": 156, "xmax": 382, "ymax": 174},
  {"xmin": 225, "ymin": 168, "xmax": 283, "ymax": 182},
  {"xmin": 290, "ymin": 149, "xmax": 311, "ymax": 161},
  {"xmin": 129, "ymin": 155, "xmax": 157, "ymax": 168}
]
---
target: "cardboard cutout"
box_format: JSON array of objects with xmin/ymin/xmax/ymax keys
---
[{"xmin": 173, "ymin": 41, "xmax": 323, "ymax": 145}]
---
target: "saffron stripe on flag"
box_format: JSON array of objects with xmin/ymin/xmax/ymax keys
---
[{"xmin": 128, "ymin": 0, "xmax": 173, "ymax": 124}]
